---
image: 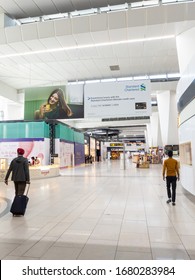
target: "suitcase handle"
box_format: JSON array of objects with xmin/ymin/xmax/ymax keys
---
[{"xmin": 25, "ymin": 183, "xmax": 30, "ymax": 196}]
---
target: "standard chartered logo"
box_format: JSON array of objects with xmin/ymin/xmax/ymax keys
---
[
  {"xmin": 140, "ymin": 84, "xmax": 146, "ymax": 91},
  {"xmin": 124, "ymin": 83, "xmax": 146, "ymax": 92}
]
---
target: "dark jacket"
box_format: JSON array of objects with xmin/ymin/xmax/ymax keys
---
[{"xmin": 5, "ymin": 156, "xmax": 30, "ymax": 182}]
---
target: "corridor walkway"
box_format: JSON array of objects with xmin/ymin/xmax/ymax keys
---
[{"xmin": 0, "ymin": 159, "xmax": 195, "ymax": 260}]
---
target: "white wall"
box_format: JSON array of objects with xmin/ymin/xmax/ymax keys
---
[
  {"xmin": 176, "ymin": 26, "xmax": 195, "ymax": 75},
  {"xmin": 176, "ymin": 26, "xmax": 195, "ymax": 195},
  {"xmin": 176, "ymin": 27, "xmax": 195, "ymax": 101},
  {"xmin": 179, "ymin": 115, "xmax": 195, "ymax": 195},
  {"xmin": 0, "ymin": 81, "xmax": 18, "ymax": 101},
  {"xmin": 0, "ymin": 82, "xmax": 24, "ymax": 120}
]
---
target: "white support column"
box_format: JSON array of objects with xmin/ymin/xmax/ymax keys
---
[
  {"xmin": 150, "ymin": 111, "xmax": 162, "ymax": 147},
  {"xmin": 144, "ymin": 128, "xmax": 150, "ymax": 152},
  {"xmin": 157, "ymin": 91, "xmax": 179, "ymax": 147}
]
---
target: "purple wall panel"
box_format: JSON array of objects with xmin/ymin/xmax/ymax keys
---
[{"xmin": 74, "ymin": 142, "xmax": 85, "ymax": 165}]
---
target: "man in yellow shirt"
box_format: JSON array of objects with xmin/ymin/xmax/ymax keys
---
[{"xmin": 163, "ymin": 150, "xmax": 180, "ymax": 206}]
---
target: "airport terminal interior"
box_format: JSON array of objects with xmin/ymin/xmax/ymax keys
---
[
  {"xmin": 1, "ymin": 0, "xmax": 195, "ymax": 260},
  {"xmin": 1, "ymin": 161, "xmax": 195, "ymax": 260}
]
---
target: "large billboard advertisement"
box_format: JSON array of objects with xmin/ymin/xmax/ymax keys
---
[
  {"xmin": 59, "ymin": 140, "xmax": 74, "ymax": 168},
  {"xmin": 24, "ymin": 85, "xmax": 84, "ymax": 120},
  {"xmin": 84, "ymin": 80, "xmax": 151, "ymax": 118},
  {"xmin": 24, "ymin": 80, "xmax": 151, "ymax": 120},
  {"xmin": 0, "ymin": 138, "xmax": 49, "ymax": 165}
]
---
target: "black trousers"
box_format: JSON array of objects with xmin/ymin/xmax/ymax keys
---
[
  {"xmin": 166, "ymin": 176, "xmax": 177, "ymax": 203},
  {"xmin": 14, "ymin": 181, "xmax": 26, "ymax": 196}
]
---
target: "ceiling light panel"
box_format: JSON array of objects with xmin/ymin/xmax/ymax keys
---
[
  {"xmin": 0, "ymin": 35, "xmax": 175, "ymax": 59},
  {"xmin": 133, "ymin": 75, "xmax": 149, "ymax": 80},
  {"xmin": 167, "ymin": 73, "xmax": 180, "ymax": 78},
  {"xmin": 150, "ymin": 74, "xmax": 167, "ymax": 79},
  {"xmin": 101, "ymin": 78, "xmax": 117, "ymax": 82},
  {"xmin": 117, "ymin": 77, "xmax": 133, "ymax": 81},
  {"xmin": 131, "ymin": 0, "xmax": 159, "ymax": 8},
  {"xmin": 162, "ymin": 0, "xmax": 193, "ymax": 4},
  {"xmin": 85, "ymin": 79, "xmax": 100, "ymax": 83}
]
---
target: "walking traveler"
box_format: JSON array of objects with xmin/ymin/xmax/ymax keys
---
[
  {"xmin": 162, "ymin": 150, "xmax": 180, "ymax": 206},
  {"xmin": 4, "ymin": 148, "xmax": 30, "ymax": 195}
]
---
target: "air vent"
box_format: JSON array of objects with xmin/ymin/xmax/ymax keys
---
[{"xmin": 109, "ymin": 65, "xmax": 120, "ymax": 71}]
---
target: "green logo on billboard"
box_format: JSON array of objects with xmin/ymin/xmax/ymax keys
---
[{"xmin": 140, "ymin": 84, "xmax": 146, "ymax": 91}]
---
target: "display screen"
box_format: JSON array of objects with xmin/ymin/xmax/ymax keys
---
[{"xmin": 135, "ymin": 102, "xmax": 147, "ymax": 110}]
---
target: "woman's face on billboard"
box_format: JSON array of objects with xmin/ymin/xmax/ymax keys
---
[{"xmin": 49, "ymin": 93, "xmax": 59, "ymax": 105}]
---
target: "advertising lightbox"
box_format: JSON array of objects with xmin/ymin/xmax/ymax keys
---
[
  {"xmin": 24, "ymin": 85, "xmax": 84, "ymax": 120},
  {"xmin": 84, "ymin": 80, "xmax": 151, "ymax": 118}
]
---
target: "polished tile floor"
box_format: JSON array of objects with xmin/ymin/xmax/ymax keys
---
[{"xmin": 0, "ymin": 159, "xmax": 195, "ymax": 260}]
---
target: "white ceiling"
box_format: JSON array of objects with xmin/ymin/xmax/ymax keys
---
[
  {"xmin": 0, "ymin": 0, "xmax": 195, "ymax": 141},
  {"xmin": 0, "ymin": 0, "xmax": 139, "ymax": 18},
  {"xmin": 1, "ymin": 0, "xmax": 195, "ymax": 89}
]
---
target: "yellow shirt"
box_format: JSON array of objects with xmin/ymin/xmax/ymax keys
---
[{"xmin": 163, "ymin": 157, "xmax": 179, "ymax": 177}]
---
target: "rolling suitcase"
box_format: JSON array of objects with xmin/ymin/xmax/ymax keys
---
[{"xmin": 10, "ymin": 184, "xmax": 30, "ymax": 216}]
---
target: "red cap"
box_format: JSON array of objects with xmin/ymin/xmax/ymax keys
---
[{"xmin": 17, "ymin": 148, "xmax": 25, "ymax": 155}]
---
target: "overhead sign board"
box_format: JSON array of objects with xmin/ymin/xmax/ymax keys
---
[{"xmin": 84, "ymin": 80, "xmax": 151, "ymax": 118}]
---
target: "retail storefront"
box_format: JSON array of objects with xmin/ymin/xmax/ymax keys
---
[{"xmin": 0, "ymin": 121, "xmax": 85, "ymax": 181}]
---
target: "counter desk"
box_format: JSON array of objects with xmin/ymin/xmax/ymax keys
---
[
  {"xmin": 0, "ymin": 164, "xmax": 60, "ymax": 182},
  {"xmin": 29, "ymin": 164, "xmax": 60, "ymax": 179}
]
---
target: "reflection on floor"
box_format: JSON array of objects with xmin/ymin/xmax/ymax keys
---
[{"xmin": 0, "ymin": 159, "xmax": 195, "ymax": 260}]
